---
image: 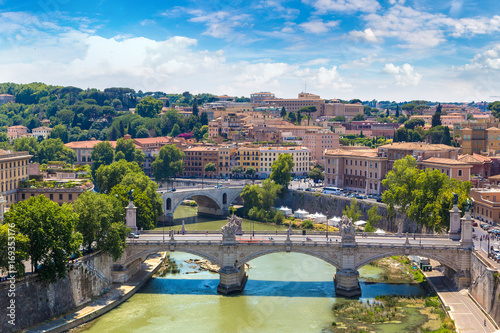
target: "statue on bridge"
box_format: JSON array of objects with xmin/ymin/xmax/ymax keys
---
[
  {"xmin": 222, "ymin": 215, "xmax": 243, "ymax": 242},
  {"xmin": 339, "ymin": 215, "xmax": 356, "ymax": 243}
]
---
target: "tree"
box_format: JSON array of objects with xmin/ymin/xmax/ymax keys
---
[
  {"xmin": 192, "ymin": 98, "xmax": 199, "ymax": 116},
  {"xmin": 270, "ymin": 153, "xmax": 295, "ymax": 189},
  {"xmin": 404, "ymin": 118, "xmax": 425, "ymax": 130},
  {"xmin": 39, "ymin": 138, "xmax": 75, "ymax": 164},
  {"xmin": 0, "ymin": 223, "xmax": 29, "ymax": 278},
  {"xmin": 204, "ymin": 162, "xmax": 217, "ymax": 178},
  {"xmin": 111, "ymin": 184, "xmax": 157, "ymax": 230},
  {"xmin": 241, "ymin": 184, "xmax": 260, "ymax": 208},
  {"xmin": 402, "ymin": 103, "xmax": 416, "ymax": 114},
  {"xmin": 297, "ymin": 106, "xmax": 317, "ymax": 125},
  {"xmin": 352, "ymin": 113, "xmax": 365, "ymax": 121},
  {"xmin": 114, "ymin": 151, "xmax": 126, "ymax": 161},
  {"xmin": 245, "ymin": 166, "xmax": 257, "ymax": 182},
  {"xmin": 332, "ymin": 115, "xmax": 346, "ymax": 122},
  {"xmin": 135, "ymin": 127, "xmax": 150, "ymax": 138},
  {"xmin": 135, "ymin": 96, "xmax": 163, "ymax": 118},
  {"xmin": 395, "ymin": 104, "xmax": 400, "ymax": 118},
  {"xmin": 115, "ymin": 138, "xmax": 136, "ymax": 162},
  {"xmin": 309, "ymin": 166, "xmax": 324, "ymax": 182},
  {"xmin": 441, "ymin": 126, "xmax": 452, "ymax": 146},
  {"xmin": 382, "ymin": 156, "xmax": 420, "ymax": 214},
  {"xmin": 49, "ymin": 124, "xmax": 69, "ymax": 143},
  {"xmin": 258, "ymin": 179, "xmax": 281, "ymax": 210},
  {"xmin": 365, "ymin": 205, "xmax": 381, "ymax": 232},
  {"xmin": 152, "ymin": 145, "xmax": 185, "ymax": 181},
  {"xmin": 74, "ymin": 192, "xmax": 127, "ymax": 260},
  {"xmin": 231, "ymin": 165, "xmax": 244, "ymax": 178},
  {"xmin": 170, "ymin": 123, "xmax": 181, "ymax": 137},
  {"xmin": 200, "ymin": 111, "xmax": 208, "ymax": 126},
  {"xmin": 431, "ymin": 106, "xmax": 442, "ymax": 127},
  {"xmin": 91, "ymin": 141, "xmax": 114, "ymax": 176},
  {"xmin": 343, "ymin": 198, "xmax": 361, "ymax": 222},
  {"xmin": 13, "ymin": 136, "xmax": 40, "ymax": 160},
  {"xmin": 349, "ymin": 99, "xmax": 362, "ymax": 104},
  {"xmin": 108, "ymin": 125, "xmax": 119, "ymax": 141},
  {"xmin": 95, "ymin": 159, "xmax": 142, "ymax": 193},
  {"xmin": 119, "ymin": 119, "xmax": 125, "ymax": 137},
  {"xmin": 280, "ymin": 107, "xmax": 286, "ymax": 119},
  {"xmin": 5, "ymin": 196, "xmax": 82, "ymax": 282},
  {"xmin": 134, "ymin": 149, "xmax": 145, "ymax": 167},
  {"xmin": 385, "ymin": 108, "xmax": 390, "ymax": 117}
]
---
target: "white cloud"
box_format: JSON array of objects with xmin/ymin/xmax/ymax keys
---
[
  {"xmin": 354, "ymin": 5, "xmax": 500, "ymax": 49},
  {"xmin": 302, "ymin": 58, "xmax": 330, "ymax": 66},
  {"xmin": 299, "ymin": 19, "xmax": 339, "ymax": 33},
  {"xmin": 255, "ymin": 0, "xmax": 300, "ymax": 19},
  {"xmin": 295, "ymin": 66, "xmax": 352, "ymax": 91},
  {"xmin": 382, "ymin": 63, "xmax": 422, "ymax": 86},
  {"xmin": 348, "ymin": 28, "xmax": 378, "ymax": 43},
  {"xmin": 459, "ymin": 44, "xmax": 500, "ymax": 71},
  {"xmin": 304, "ymin": 0, "xmax": 381, "ymax": 13},
  {"xmin": 340, "ymin": 53, "xmax": 379, "ymax": 69}
]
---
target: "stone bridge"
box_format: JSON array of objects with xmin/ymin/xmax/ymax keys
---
[
  {"xmin": 115, "ymin": 208, "xmax": 474, "ymax": 297},
  {"xmin": 161, "ymin": 187, "xmax": 244, "ymax": 222}
]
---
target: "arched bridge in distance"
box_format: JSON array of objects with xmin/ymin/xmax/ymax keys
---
[
  {"xmin": 116, "ymin": 211, "xmax": 475, "ymax": 298},
  {"xmin": 161, "ymin": 187, "xmax": 245, "ymax": 223}
]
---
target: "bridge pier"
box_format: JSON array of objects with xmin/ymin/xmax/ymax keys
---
[
  {"xmin": 334, "ymin": 269, "xmax": 361, "ymax": 297},
  {"xmin": 217, "ymin": 265, "xmax": 248, "ymax": 294}
]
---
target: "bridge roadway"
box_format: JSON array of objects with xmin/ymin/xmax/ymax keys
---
[{"xmin": 118, "ymin": 230, "xmax": 471, "ymax": 297}]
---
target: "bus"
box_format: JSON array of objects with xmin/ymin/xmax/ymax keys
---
[{"xmin": 322, "ymin": 187, "xmax": 341, "ymax": 195}]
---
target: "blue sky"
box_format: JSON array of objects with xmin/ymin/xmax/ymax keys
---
[{"xmin": 0, "ymin": 0, "xmax": 499, "ymax": 102}]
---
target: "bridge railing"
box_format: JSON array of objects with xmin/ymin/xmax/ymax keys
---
[
  {"xmin": 140, "ymin": 229, "xmax": 451, "ymax": 239},
  {"xmin": 126, "ymin": 238, "xmax": 463, "ymax": 249}
]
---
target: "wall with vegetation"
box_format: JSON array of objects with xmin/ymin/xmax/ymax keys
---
[
  {"xmin": 0, "ymin": 251, "xmax": 113, "ymax": 333},
  {"xmin": 276, "ymin": 190, "xmax": 417, "ymax": 232},
  {"xmin": 469, "ymin": 252, "xmax": 500, "ymax": 326}
]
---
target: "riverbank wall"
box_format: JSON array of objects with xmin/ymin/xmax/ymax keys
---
[
  {"xmin": 468, "ymin": 251, "xmax": 500, "ymax": 326},
  {"xmin": 276, "ymin": 190, "xmax": 416, "ymax": 233},
  {"xmin": 0, "ymin": 252, "xmax": 113, "ymax": 333}
]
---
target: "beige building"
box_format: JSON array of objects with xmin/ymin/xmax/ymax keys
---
[
  {"xmin": 470, "ymin": 188, "xmax": 500, "ymax": 225},
  {"xmin": 324, "ymin": 148, "xmax": 387, "ymax": 195},
  {"xmin": 419, "ymin": 157, "xmax": 471, "ymax": 182},
  {"xmin": 7, "ymin": 125, "xmax": 28, "ymax": 141},
  {"xmin": 258, "ymin": 146, "xmax": 311, "ymax": 178},
  {"xmin": 218, "ymin": 145, "xmax": 238, "ymax": 178},
  {"xmin": 31, "ymin": 126, "xmax": 52, "ymax": 139},
  {"xmin": 0, "ymin": 94, "xmax": 15, "ymax": 105},
  {"xmin": 251, "ymin": 92, "xmax": 275, "ymax": 104},
  {"xmin": 302, "ymin": 130, "xmax": 339, "ymax": 163},
  {"xmin": 264, "ymin": 93, "xmax": 325, "ymax": 118},
  {"xmin": 378, "ymin": 142, "xmax": 460, "ymax": 170},
  {"xmin": 0, "ymin": 150, "xmax": 32, "ymax": 205},
  {"xmin": 324, "ymin": 100, "xmax": 364, "ymax": 119}
]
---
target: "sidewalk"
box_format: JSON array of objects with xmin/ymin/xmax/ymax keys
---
[
  {"xmin": 424, "ymin": 260, "xmax": 498, "ymax": 333},
  {"xmin": 26, "ymin": 252, "xmax": 165, "ymax": 333}
]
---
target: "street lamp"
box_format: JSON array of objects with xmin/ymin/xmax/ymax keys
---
[{"xmin": 326, "ymin": 218, "xmax": 329, "ymax": 239}]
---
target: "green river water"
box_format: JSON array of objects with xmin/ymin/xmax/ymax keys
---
[{"xmin": 78, "ymin": 206, "xmax": 429, "ymax": 333}]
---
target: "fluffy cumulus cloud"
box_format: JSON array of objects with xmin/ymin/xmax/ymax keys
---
[
  {"xmin": 295, "ymin": 66, "xmax": 352, "ymax": 91},
  {"xmin": 348, "ymin": 28, "xmax": 378, "ymax": 43},
  {"xmin": 299, "ymin": 19, "xmax": 339, "ymax": 33},
  {"xmin": 187, "ymin": 10, "xmax": 252, "ymax": 38},
  {"xmin": 459, "ymin": 44, "xmax": 500, "ymax": 71},
  {"xmin": 382, "ymin": 63, "xmax": 422, "ymax": 86},
  {"xmin": 304, "ymin": 0, "xmax": 381, "ymax": 13}
]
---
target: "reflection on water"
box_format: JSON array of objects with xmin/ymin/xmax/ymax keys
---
[{"xmin": 80, "ymin": 207, "xmax": 428, "ymax": 333}]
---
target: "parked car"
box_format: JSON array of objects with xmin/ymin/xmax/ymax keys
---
[
  {"xmin": 127, "ymin": 233, "xmax": 139, "ymax": 239},
  {"xmin": 305, "ymin": 188, "xmax": 312, "ymax": 192},
  {"xmin": 472, "ymin": 222, "xmax": 478, "ymax": 227}
]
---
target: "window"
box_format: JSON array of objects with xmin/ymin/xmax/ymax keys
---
[
  {"xmin": 458, "ymin": 170, "xmax": 462, "ymax": 176},
  {"xmin": 59, "ymin": 194, "xmax": 63, "ymax": 200},
  {"xmin": 69, "ymin": 194, "xmax": 73, "ymax": 201}
]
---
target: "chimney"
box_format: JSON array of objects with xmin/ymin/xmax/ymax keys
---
[{"xmin": 124, "ymin": 134, "xmax": 132, "ymax": 140}]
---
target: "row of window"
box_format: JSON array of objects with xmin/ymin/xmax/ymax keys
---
[{"xmin": 0, "ymin": 160, "xmax": 28, "ymax": 169}]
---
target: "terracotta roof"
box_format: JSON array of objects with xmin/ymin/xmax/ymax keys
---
[
  {"xmin": 486, "ymin": 127, "xmax": 500, "ymax": 131},
  {"xmin": 65, "ymin": 140, "xmax": 103, "ymax": 149},
  {"xmin": 324, "ymin": 148, "xmax": 378, "ymax": 158},
  {"xmin": 488, "ymin": 174, "xmax": 500, "ymax": 180},
  {"xmin": 32, "ymin": 126, "xmax": 52, "ymax": 131},
  {"xmin": 8, "ymin": 125, "xmax": 27, "ymax": 129},
  {"xmin": 133, "ymin": 137, "xmax": 172, "ymax": 145},
  {"xmin": 421, "ymin": 157, "xmax": 470, "ymax": 166},
  {"xmin": 458, "ymin": 154, "xmax": 491, "ymax": 163},
  {"xmin": 378, "ymin": 142, "xmax": 458, "ymax": 151}
]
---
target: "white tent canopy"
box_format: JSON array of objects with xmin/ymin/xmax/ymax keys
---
[
  {"xmin": 294, "ymin": 209, "xmax": 309, "ymax": 219},
  {"xmin": 354, "ymin": 220, "xmax": 367, "ymax": 226},
  {"xmin": 374, "ymin": 229, "xmax": 386, "ymax": 234},
  {"xmin": 278, "ymin": 206, "xmax": 293, "ymax": 216}
]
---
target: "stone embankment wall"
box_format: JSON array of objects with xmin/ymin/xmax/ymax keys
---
[
  {"xmin": 469, "ymin": 252, "xmax": 500, "ymax": 326},
  {"xmin": 0, "ymin": 252, "xmax": 113, "ymax": 333},
  {"xmin": 276, "ymin": 190, "xmax": 417, "ymax": 232}
]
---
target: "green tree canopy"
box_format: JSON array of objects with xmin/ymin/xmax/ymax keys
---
[
  {"xmin": 39, "ymin": 138, "xmax": 75, "ymax": 164},
  {"xmin": 111, "ymin": 184, "xmax": 156, "ymax": 230},
  {"xmin": 270, "ymin": 153, "xmax": 295, "ymax": 189},
  {"xmin": 365, "ymin": 205, "xmax": 381, "ymax": 232},
  {"xmin": 343, "ymin": 198, "xmax": 362, "ymax": 222},
  {"xmin": 352, "ymin": 113, "xmax": 365, "ymax": 121},
  {"xmin": 49, "ymin": 124, "xmax": 69, "ymax": 143},
  {"xmin": 95, "ymin": 159, "xmax": 142, "ymax": 193},
  {"xmin": 135, "ymin": 96, "xmax": 163, "ymax": 118},
  {"xmin": 13, "ymin": 136, "xmax": 40, "ymax": 161},
  {"xmin": 5, "ymin": 196, "xmax": 82, "ymax": 282},
  {"xmin": 115, "ymin": 138, "xmax": 136, "ymax": 162},
  {"xmin": 0, "ymin": 223, "xmax": 29, "ymax": 278},
  {"xmin": 309, "ymin": 166, "xmax": 324, "ymax": 182},
  {"xmin": 90, "ymin": 141, "xmax": 114, "ymax": 176},
  {"xmin": 404, "ymin": 118, "xmax": 425, "ymax": 130},
  {"xmin": 152, "ymin": 144, "xmax": 185, "ymax": 181},
  {"xmin": 74, "ymin": 192, "xmax": 127, "ymax": 260}
]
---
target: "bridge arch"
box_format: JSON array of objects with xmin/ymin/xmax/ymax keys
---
[
  {"xmin": 124, "ymin": 247, "xmax": 223, "ymax": 267},
  {"xmin": 354, "ymin": 251, "xmax": 459, "ymax": 273},
  {"xmin": 166, "ymin": 191, "xmax": 223, "ymax": 215},
  {"xmin": 238, "ymin": 248, "xmax": 341, "ymax": 269}
]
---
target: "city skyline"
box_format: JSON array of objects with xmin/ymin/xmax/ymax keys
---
[{"xmin": 0, "ymin": 0, "xmax": 499, "ymax": 102}]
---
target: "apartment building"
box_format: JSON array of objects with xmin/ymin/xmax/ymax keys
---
[
  {"xmin": 237, "ymin": 147, "xmax": 260, "ymax": 176},
  {"xmin": 183, "ymin": 146, "xmax": 219, "ymax": 178},
  {"xmin": 324, "ymin": 148, "xmax": 387, "ymax": 195},
  {"xmin": 419, "ymin": 157, "xmax": 471, "ymax": 182},
  {"xmin": 0, "ymin": 150, "xmax": 32, "ymax": 205},
  {"xmin": 324, "ymin": 100, "xmax": 364, "ymax": 119},
  {"xmin": 378, "ymin": 142, "xmax": 460, "ymax": 170},
  {"xmin": 302, "ymin": 130, "xmax": 339, "ymax": 163},
  {"xmin": 258, "ymin": 146, "xmax": 311, "ymax": 178},
  {"xmin": 31, "ymin": 126, "xmax": 52, "ymax": 139},
  {"xmin": 251, "ymin": 92, "xmax": 275, "ymax": 104},
  {"xmin": 218, "ymin": 146, "xmax": 238, "ymax": 178},
  {"xmin": 264, "ymin": 93, "xmax": 325, "ymax": 118},
  {"xmin": 7, "ymin": 125, "xmax": 28, "ymax": 141},
  {"xmin": 470, "ymin": 188, "xmax": 500, "ymax": 224},
  {"xmin": 410, "ymin": 113, "xmax": 465, "ymax": 128}
]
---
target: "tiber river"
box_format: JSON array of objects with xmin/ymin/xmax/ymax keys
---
[{"xmin": 79, "ymin": 206, "xmax": 429, "ymax": 333}]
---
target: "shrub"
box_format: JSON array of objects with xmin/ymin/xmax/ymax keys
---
[
  {"xmin": 274, "ymin": 211, "xmax": 285, "ymax": 225},
  {"xmin": 302, "ymin": 220, "xmax": 314, "ymax": 229}
]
